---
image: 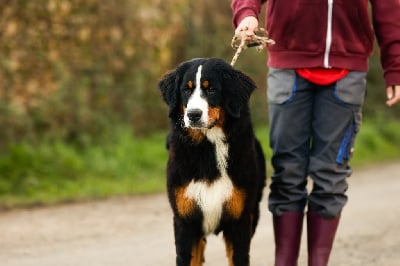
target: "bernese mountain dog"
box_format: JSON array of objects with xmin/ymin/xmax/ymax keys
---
[{"xmin": 158, "ymin": 58, "xmax": 266, "ymax": 266}]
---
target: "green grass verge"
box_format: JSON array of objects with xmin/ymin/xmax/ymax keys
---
[
  {"xmin": 0, "ymin": 120, "xmax": 399, "ymax": 209},
  {"xmin": 351, "ymin": 120, "xmax": 400, "ymax": 165},
  {"xmin": 0, "ymin": 128, "xmax": 168, "ymax": 208}
]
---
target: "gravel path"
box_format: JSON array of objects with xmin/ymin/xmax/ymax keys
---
[{"xmin": 1, "ymin": 162, "xmax": 399, "ymax": 265}]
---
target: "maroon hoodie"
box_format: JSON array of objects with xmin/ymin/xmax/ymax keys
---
[{"xmin": 231, "ymin": 0, "xmax": 400, "ymax": 86}]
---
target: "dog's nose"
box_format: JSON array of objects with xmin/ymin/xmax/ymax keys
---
[{"xmin": 187, "ymin": 109, "xmax": 203, "ymax": 122}]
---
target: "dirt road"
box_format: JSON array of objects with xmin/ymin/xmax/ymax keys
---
[{"xmin": 1, "ymin": 162, "xmax": 400, "ymax": 266}]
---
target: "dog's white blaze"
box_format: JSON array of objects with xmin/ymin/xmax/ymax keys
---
[
  {"xmin": 185, "ymin": 127, "xmax": 232, "ymax": 234},
  {"xmin": 184, "ymin": 65, "xmax": 209, "ymax": 127}
]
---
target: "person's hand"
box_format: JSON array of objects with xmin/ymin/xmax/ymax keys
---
[
  {"xmin": 235, "ymin": 16, "xmax": 259, "ymax": 41},
  {"xmin": 386, "ymin": 85, "xmax": 400, "ymax": 106}
]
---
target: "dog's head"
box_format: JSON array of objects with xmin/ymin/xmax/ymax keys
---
[{"xmin": 158, "ymin": 58, "xmax": 256, "ymax": 130}]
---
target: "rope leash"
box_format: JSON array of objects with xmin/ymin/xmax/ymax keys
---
[{"xmin": 230, "ymin": 27, "xmax": 275, "ymax": 66}]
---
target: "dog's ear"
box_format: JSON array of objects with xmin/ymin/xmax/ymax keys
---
[
  {"xmin": 223, "ymin": 67, "xmax": 256, "ymax": 118},
  {"xmin": 158, "ymin": 69, "xmax": 180, "ymax": 119},
  {"xmin": 158, "ymin": 69, "xmax": 176, "ymax": 105}
]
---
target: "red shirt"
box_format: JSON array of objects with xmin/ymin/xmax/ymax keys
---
[{"xmin": 296, "ymin": 68, "xmax": 349, "ymax": 85}]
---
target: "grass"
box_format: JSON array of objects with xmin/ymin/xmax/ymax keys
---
[
  {"xmin": 351, "ymin": 120, "xmax": 400, "ymax": 165},
  {"xmin": 0, "ymin": 128, "xmax": 168, "ymax": 209},
  {"xmin": 0, "ymin": 120, "xmax": 399, "ymax": 209}
]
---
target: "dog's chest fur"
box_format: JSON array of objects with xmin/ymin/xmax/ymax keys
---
[{"xmin": 184, "ymin": 127, "xmax": 233, "ymax": 234}]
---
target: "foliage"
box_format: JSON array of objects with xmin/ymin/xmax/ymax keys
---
[
  {"xmin": 0, "ymin": 0, "xmax": 185, "ymax": 146},
  {"xmin": 1, "ymin": 0, "xmax": 398, "ymax": 148}
]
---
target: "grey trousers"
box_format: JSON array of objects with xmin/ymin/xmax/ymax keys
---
[{"xmin": 267, "ymin": 68, "xmax": 366, "ymax": 218}]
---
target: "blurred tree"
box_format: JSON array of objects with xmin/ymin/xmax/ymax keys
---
[{"xmin": 0, "ymin": 0, "xmax": 397, "ymax": 149}]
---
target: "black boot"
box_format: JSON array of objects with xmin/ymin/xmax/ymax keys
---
[
  {"xmin": 307, "ymin": 212, "xmax": 340, "ymax": 266},
  {"xmin": 273, "ymin": 212, "xmax": 304, "ymax": 266}
]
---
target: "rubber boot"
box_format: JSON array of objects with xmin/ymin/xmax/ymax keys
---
[
  {"xmin": 307, "ymin": 212, "xmax": 340, "ymax": 266},
  {"xmin": 273, "ymin": 212, "xmax": 304, "ymax": 266}
]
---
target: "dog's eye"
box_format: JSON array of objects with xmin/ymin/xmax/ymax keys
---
[
  {"xmin": 205, "ymin": 86, "xmax": 216, "ymax": 94},
  {"xmin": 183, "ymin": 87, "xmax": 192, "ymax": 95}
]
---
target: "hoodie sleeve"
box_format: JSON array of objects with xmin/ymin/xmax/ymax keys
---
[
  {"xmin": 372, "ymin": 0, "xmax": 400, "ymax": 86},
  {"xmin": 231, "ymin": 0, "xmax": 264, "ymax": 28}
]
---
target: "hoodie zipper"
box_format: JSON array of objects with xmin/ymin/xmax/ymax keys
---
[{"xmin": 323, "ymin": 0, "xmax": 334, "ymax": 68}]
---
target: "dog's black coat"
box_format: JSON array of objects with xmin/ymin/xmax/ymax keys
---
[{"xmin": 159, "ymin": 58, "xmax": 266, "ymax": 266}]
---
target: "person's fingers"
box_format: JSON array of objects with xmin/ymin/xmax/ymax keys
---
[
  {"xmin": 386, "ymin": 85, "xmax": 400, "ymax": 106},
  {"xmin": 235, "ymin": 16, "xmax": 258, "ymax": 40}
]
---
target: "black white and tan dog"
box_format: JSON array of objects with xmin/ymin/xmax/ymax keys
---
[{"xmin": 158, "ymin": 58, "xmax": 266, "ymax": 266}]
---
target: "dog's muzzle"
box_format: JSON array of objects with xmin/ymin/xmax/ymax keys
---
[{"xmin": 185, "ymin": 108, "xmax": 218, "ymax": 129}]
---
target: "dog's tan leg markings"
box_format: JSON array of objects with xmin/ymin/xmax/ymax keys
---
[
  {"xmin": 191, "ymin": 236, "xmax": 206, "ymax": 266},
  {"xmin": 175, "ymin": 185, "xmax": 196, "ymax": 217},
  {"xmin": 225, "ymin": 187, "xmax": 246, "ymax": 219},
  {"xmin": 224, "ymin": 236, "xmax": 234, "ymax": 266}
]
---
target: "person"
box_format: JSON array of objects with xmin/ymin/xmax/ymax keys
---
[{"xmin": 231, "ymin": 1, "xmax": 400, "ymax": 265}]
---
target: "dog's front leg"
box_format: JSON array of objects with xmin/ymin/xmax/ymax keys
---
[
  {"xmin": 173, "ymin": 216, "xmax": 205, "ymax": 266},
  {"xmin": 223, "ymin": 217, "xmax": 252, "ymax": 266}
]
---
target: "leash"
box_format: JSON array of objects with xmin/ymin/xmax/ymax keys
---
[{"xmin": 230, "ymin": 27, "xmax": 275, "ymax": 67}]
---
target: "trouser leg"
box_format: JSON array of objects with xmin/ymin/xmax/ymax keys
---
[
  {"xmin": 308, "ymin": 71, "xmax": 366, "ymax": 218},
  {"xmin": 268, "ymin": 68, "xmax": 312, "ymax": 216}
]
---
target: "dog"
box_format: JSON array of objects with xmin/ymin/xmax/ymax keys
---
[{"xmin": 158, "ymin": 58, "xmax": 266, "ymax": 266}]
